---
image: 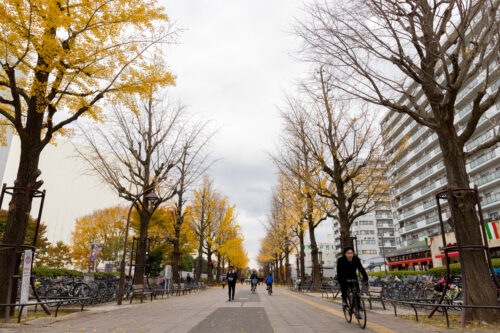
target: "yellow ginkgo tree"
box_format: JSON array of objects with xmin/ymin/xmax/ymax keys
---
[
  {"xmin": 71, "ymin": 206, "xmax": 128, "ymax": 271},
  {"xmin": 0, "ymin": 0, "xmax": 175, "ymax": 301}
]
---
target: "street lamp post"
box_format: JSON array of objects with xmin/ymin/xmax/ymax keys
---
[
  {"xmin": 380, "ymin": 235, "xmax": 387, "ymax": 275},
  {"xmin": 116, "ymin": 187, "xmax": 160, "ymax": 305},
  {"xmin": 319, "ymin": 251, "xmax": 323, "ymax": 278}
]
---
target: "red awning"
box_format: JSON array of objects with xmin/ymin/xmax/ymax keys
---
[
  {"xmin": 387, "ymin": 257, "xmax": 433, "ymax": 266},
  {"xmin": 435, "ymin": 251, "xmax": 459, "ymax": 259}
]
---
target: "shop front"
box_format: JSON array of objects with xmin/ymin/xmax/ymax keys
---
[{"xmin": 386, "ymin": 241, "xmax": 432, "ymax": 271}]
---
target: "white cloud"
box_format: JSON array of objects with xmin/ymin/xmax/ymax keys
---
[{"xmin": 162, "ymin": 0, "xmax": 311, "ymax": 267}]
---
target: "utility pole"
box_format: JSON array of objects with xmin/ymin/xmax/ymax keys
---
[{"xmin": 380, "ymin": 234, "xmax": 387, "ymax": 276}]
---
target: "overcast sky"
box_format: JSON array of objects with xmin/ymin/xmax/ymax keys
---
[{"xmin": 163, "ymin": 0, "xmax": 333, "ymax": 268}]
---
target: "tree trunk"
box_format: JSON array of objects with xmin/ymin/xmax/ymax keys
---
[
  {"xmin": 0, "ymin": 136, "xmax": 43, "ymax": 311},
  {"xmin": 207, "ymin": 251, "xmax": 213, "ymax": 284},
  {"xmin": 299, "ymin": 230, "xmax": 306, "ymax": 282},
  {"xmin": 438, "ymin": 128, "xmax": 499, "ymax": 321},
  {"xmin": 195, "ymin": 238, "xmax": 203, "ymax": 282},
  {"xmin": 133, "ymin": 208, "xmax": 152, "ymax": 285},
  {"xmin": 279, "ymin": 257, "xmax": 284, "ymax": 283},
  {"xmin": 274, "ymin": 256, "xmax": 280, "ymax": 282},
  {"xmin": 340, "ymin": 227, "xmax": 354, "ymax": 254},
  {"xmin": 295, "ymin": 256, "xmax": 300, "ymax": 282},
  {"xmin": 171, "ymin": 226, "xmax": 181, "ymax": 283},
  {"xmin": 285, "ymin": 250, "xmax": 291, "ymax": 284},
  {"xmin": 216, "ymin": 253, "xmax": 221, "ymax": 283},
  {"xmin": 221, "ymin": 256, "xmax": 225, "ymax": 278},
  {"xmin": 308, "ymin": 221, "xmax": 321, "ymax": 290}
]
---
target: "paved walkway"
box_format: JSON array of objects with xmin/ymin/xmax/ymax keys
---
[{"xmin": 0, "ymin": 285, "xmax": 480, "ymax": 332}]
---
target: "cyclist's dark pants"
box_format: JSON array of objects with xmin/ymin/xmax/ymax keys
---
[
  {"xmin": 228, "ymin": 283, "xmax": 236, "ymax": 299},
  {"xmin": 340, "ymin": 281, "xmax": 359, "ymax": 302}
]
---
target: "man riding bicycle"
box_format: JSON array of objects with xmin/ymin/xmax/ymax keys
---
[
  {"xmin": 250, "ymin": 271, "xmax": 258, "ymax": 292},
  {"xmin": 266, "ymin": 273, "xmax": 273, "ymax": 294},
  {"xmin": 337, "ymin": 247, "xmax": 368, "ymax": 311}
]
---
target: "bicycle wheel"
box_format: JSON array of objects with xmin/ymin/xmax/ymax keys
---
[
  {"xmin": 343, "ymin": 294, "xmax": 352, "ymax": 323},
  {"xmin": 356, "ymin": 297, "xmax": 367, "ymax": 329},
  {"xmin": 73, "ymin": 283, "xmax": 91, "ymax": 298},
  {"xmin": 45, "ymin": 288, "xmax": 61, "ymax": 307}
]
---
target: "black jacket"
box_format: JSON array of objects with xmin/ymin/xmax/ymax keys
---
[
  {"xmin": 226, "ymin": 272, "xmax": 238, "ymax": 285},
  {"xmin": 336, "ymin": 255, "xmax": 368, "ymax": 283}
]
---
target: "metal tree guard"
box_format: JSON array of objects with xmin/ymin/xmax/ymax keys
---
[
  {"xmin": 429, "ymin": 186, "xmax": 500, "ymax": 327},
  {"xmin": 128, "ymin": 237, "xmax": 151, "ymax": 280},
  {"xmin": 0, "ymin": 184, "xmax": 48, "ymax": 322}
]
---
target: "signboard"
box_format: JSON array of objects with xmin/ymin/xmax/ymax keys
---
[
  {"xmin": 20, "ymin": 250, "xmax": 32, "ymax": 318},
  {"xmin": 89, "ymin": 245, "xmax": 103, "ymax": 262},
  {"xmin": 165, "ymin": 265, "xmax": 172, "ymax": 279},
  {"xmin": 104, "ymin": 263, "xmax": 113, "ymax": 272}
]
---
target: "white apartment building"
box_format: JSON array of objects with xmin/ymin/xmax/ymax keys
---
[
  {"xmin": 381, "ymin": 60, "xmax": 500, "ymax": 248},
  {"xmin": 0, "ymin": 133, "xmax": 125, "ymax": 243},
  {"xmin": 332, "ymin": 206, "xmax": 396, "ymax": 269},
  {"xmin": 303, "ymin": 234, "xmax": 336, "ymax": 278}
]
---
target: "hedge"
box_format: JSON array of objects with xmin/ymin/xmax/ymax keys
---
[
  {"xmin": 427, "ymin": 258, "xmax": 500, "ymax": 276},
  {"xmin": 31, "ymin": 267, "xmax": 120, "ymax": 278},
  {"xmin": 367, "ymin": 258, "xmax": 500, "ymax": 278}
]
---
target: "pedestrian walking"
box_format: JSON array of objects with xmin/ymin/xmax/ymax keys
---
[
  {"xmin": 186, "ymin": 273, "xmax": 192, "ymax": 285},
  {"xmin": 226, "ymin": 266, "xmax": 238, "ymax": 301},
  {"xmin": 241, "ymin": 276, "xmax": 244, "ymax": 285}
]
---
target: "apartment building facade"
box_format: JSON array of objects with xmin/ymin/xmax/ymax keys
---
[
  {"xmin": 381, "ymin": 59, "xmax": 500, "ymax": 248},
  {"xmin": 331, "ymin": 205, "xmax": 397, "ymax": 269},
  {"xmin": 303, "ymin": 234, "xmax": 336, "ymax": 278}
]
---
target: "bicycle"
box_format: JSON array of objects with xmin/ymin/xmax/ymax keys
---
[
  {"xmin": 251, "ymin": 279, "xmax": 257, "ymax": 294},
  {"xmin": 343, "ymin": 279, "xmax": 367, "ymax": 329},
  {"xmin": 267, "ymin": 283, "xmax": 273, "ymax": 295}
]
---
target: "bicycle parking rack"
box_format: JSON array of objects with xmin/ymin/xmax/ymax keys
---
[
  {"xmin": 431, "ymin": 186, "xmax": 500, "ymax": 327},
  {"xmin": 0, "ymin": 184, "xmax": 48, "ymax": 323}
]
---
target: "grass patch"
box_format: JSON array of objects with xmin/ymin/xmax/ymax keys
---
[{"xmin": 399, "ymin": 314, "xmax": 500, "ymax": 330}]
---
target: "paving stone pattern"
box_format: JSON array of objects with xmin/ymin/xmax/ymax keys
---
[{"xmin": 0, "ymin": 285, "xmax": 474, "ymax": 333}]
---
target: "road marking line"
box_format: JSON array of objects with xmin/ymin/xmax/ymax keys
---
[{"xmin": 279, "ymin": 289, "xmax": 398, "ymax": 333}]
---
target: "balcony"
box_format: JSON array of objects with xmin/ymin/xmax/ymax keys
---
[
  {"xmin": 416, "ymin": 152, "xmax": 432, "ymax": 167},
  {"xmin": 482, "ymin": 193, "xmax": 500, "ymax": 206},
  {"xmin": 474, "ymin": 170, "xmax": 500, "ymax": 187},
  {"xmin": 423, "ymin": 200, "xmax": 435, "ymax": 209},
  {"xmin": 401, "ymin": 194, "xmax": 413, "ymax": 205},
  {"xmin": 466, "ymin": 130, "xmax": 493, "ymax": 152},
  {"xmin": 398, "ymin": 182, "xmax": 411, "ymax": 194},
  {"xmin": 421, "ymin": 182, "xmax": 436, "ymax": 195},
  {"xmin": 405, "ymin": 223, "xmax": 417, "ymax": 231},
  {"xmin": 426, "ymin": 215, "xmax": 439, "ymax": 225},
  {"xmin": 419, "ymin": 168, "xmax": 433, "ymax": 181},
  {"xmin": 469, "ymin": 150, "xmax": 496, "ymax": 169},
  {"xmin": 407, "ymin": 238, "xmax": 420, "ymax": 245},
  {"xmin": 402, "ymin": 209, "xmax": 415, "ymax": 219}
]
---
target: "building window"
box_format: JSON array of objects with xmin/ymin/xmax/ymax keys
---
[{"xmin": 358, "ymin": 220, "xmax": 374, "ymax": 225}]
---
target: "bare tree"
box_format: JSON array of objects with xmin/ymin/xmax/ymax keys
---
[
  {"xmin": 169, "ymin": 120, "xmax": 216, "ymax": 283},
  {"xmin": 75, "ymin": 93, "xmax": 184, "ymax": 285},
  {"xmin": 301, "ymin": 70, "xmax": 388, "ymax": 251},
  {"xmin": 189, "ymin": 177, "xmax": 216, "ymax": 282},
  {"xmin": 297, "ymin": 0, "xmax": 500, "ymax": 318},
  {"xmin": 273, "ymin": 108, "xmax": 330, "ymax": 290}
]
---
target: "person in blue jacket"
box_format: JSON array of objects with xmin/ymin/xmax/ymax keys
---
[{"xmin": 266, "ymin": 273, "xmax": 273, "ymax": 294}]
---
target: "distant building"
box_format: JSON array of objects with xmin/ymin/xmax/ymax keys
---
[
  {"xmin": 0, "ymin": 135, "xmax": 124, "ymax": 243},
  {"xmin": 303, "ymin": 234, "xmax": 336, "ymax": 278}
]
